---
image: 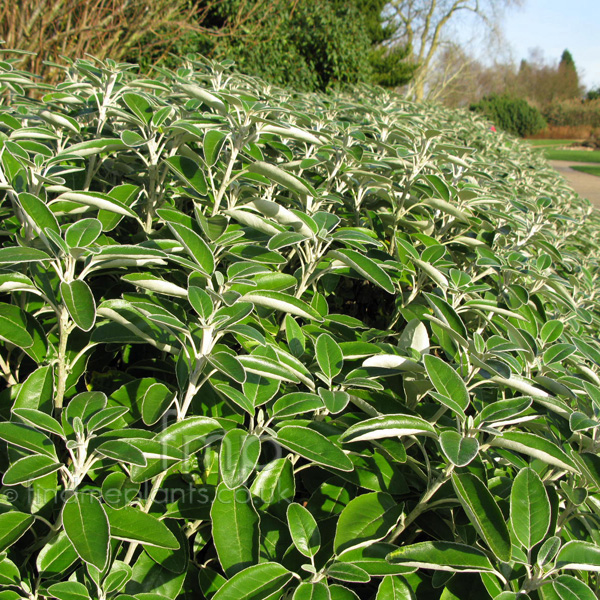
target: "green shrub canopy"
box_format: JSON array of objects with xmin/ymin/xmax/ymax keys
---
[
  {"xmin": 0, "ymin": 54, "xmax": 600, "ymax": 599},
  {"xmin": 471, "ymin": 94, "xmax": 547, "ymax": 137}
]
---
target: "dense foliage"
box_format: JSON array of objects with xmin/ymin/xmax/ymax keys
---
[
  {"xmin": 470, "ymin": 94, "xmax": 547, "ymax": 138},
  {"xmin": 195, "ymin": 0, "xmax": 416, "ymax": 91},
  {"xmin": 1, "ymin": 53, "xmax": 600, "ymax": 600},
  {"xmin": 543, "ymin": 99, "xmax": 600, "ymax": 130},
  {"xmin": 1, "ymin": 0, "xmax": 416, "ymax": 92}
]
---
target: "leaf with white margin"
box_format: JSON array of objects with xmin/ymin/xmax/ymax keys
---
[{"xmin": 339, "ymin": 415, "xmax": 436, "ymax": 443}]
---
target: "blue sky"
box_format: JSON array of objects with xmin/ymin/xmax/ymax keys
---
[{"xmin": 502, "ymin": 0, "xmax": 600, "ymax": 90}]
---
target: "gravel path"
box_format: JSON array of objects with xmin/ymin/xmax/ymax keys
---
[{"xmin": 549, "ymin": 160, "xmax": 600, "ymax": 209}]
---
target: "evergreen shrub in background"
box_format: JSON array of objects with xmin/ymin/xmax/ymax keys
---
[
  {"xmin": 470, "ymin": 94, "xmax": 547, "ymax": 137},
  {"xmin": 0, "ymin": 53, "xmax": 600, "ymax": 600}
]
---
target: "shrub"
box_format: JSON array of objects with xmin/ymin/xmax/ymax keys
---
[
  {"xmin": 543, "ymin": 98, "xmax": 600, "ymax": 129},
  {"xmin": 470, "ymin": 94, "xmax": 547, "ymax": 137},
  {"xmin": 1, "ymin": 53, "xmax": 600, "ymax": 600},
  {"xmin": 197, "ymin": 0, "xmax": 416, "ymax": 92},
  {"xmin": 582, "ymin": 129, "xmax": 600, "ymax": 150}
]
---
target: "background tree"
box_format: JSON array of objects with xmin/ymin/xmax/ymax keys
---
[
  {"xmin": 385, "ymin": 0, "xmax": 522, "ymax": 100},
  {"xmin": 197, "ymin": 0, "xmax": 416, "ymax": 91},
  {"xmin": 557, "ymin": 49, "xmax": 581, "ymax": 100},
  {"xmin": 509, "ymin": 48, "xmax": 583, "ymax": 106}
]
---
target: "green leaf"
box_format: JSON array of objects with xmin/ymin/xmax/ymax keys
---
[
  {"xmin": 180, "ymin": 83, "xmax": 227, "ymax": 115},
  {"xmin": 56, "ymin": 191, "xmax": 138, "ymax": 219},
  {"xmin": 542, "ymin": 575, "xmax": 597, "ymax": 600},
  {"xmin": 423, "ymin": 355, "xmax": 469, "ymax": 411},
  {"xmin": 125, "ymin": 550, "xmax": 186, "ymax": 596},
  {"xmin": 250, "ymin": 458, "xmax": 295, "ymax": 507},
  {"xmin": 86, "ymin": 405, "xmax": 129, "ymax": 432},
  {"xmin": 287, "ymin": 502, "xmax": 321, "ymax": 557},
  {"xmin": 424, "ymin": 293, "xmax": 468, "ymax": 343},
  {"xmin": 327, "ymin": 562, "xmax": 370, "ymax": 583},
  {"xmin": 0, "ymin": 246, "xmax": 51, "ymax": 264},
  {"xmin": 62, "ymin": 492, "xmax": 110, "ymax": 570},
  {"xmin": 293, "ymin": 582, "xmax": 331, "ymax": 600},
  {"xmin": 198, "ymin": 565, "xmax": 227, "ymax": 599},
  {"xmin": 103, "ymin": 560, "xmax": 133, "ymax": 592},
  {"xmin": 337, "ymin": 543, "xmax": 415, "ymax": 576},
  {"xmin": 189, "ymin": 286, "xmax": 213, "ymax": 320},
  {"xmin": 60, "ymin": 280, "xmax": 96, "ymax": 331},
  {"xmin": 96, "ymin": 440, "xmax": 147, "ymax": 466},
  {"xmin": 555, "ymin": 540, "xmax": 600, "ymax": 571},
  {"xmin": 319, "ymin": 389, "xmax": 350, "ymax": 414},
  {"xmin": 244, "ymin": 290, "xmax": 323, "ymax": 321},
  {"xmin": 58, "ymin": 137, "xmax": 125, "ymax": 157},
  {"xmin": 210, "ymin": 483, "xmax": 260, "ymax": 577},
  {"xmin": 0, "ymin": 306, "xmax": 33, "ymax": 348},
  {"xmin": 165, "ymin": 155, "xmax": 207, "ymax": 196},
  {"xmin": 47, "ymin": 582, "xmax": 91, "ymax": 600},
  {"xmin": 165, "ymin": 221, "xmax": 214, "ymax": 274},
  {"xmin": 65, "ymin": 218, "xmax": 103, "ymax": 248},
  {"xmin": 276, "ymin": 425, "xmax": 353, "ymax": 471},
  {"xmin": 220, "ymin": 429, "xmax": 261, "ymax": 489},
  {"xmin": 490, "ymin": 431, "xmax": 578, "ymax": 473},
  {"xmin": 248, "ymin": 199, "xmax": 314, "ymax": 237},
  {"xmin": 339, "ymin": 415, "xmax": 436, "ymax": 443},
  {"xmin": 204, "ymin": 129, "xmax": 227, "ymax": 166},
  {"xmin": 0, "ymin": 511, "xmax": 35, "ymax": 551},
  {"xmin": 376, "ymin": 576, "xmax": 413, "ymax": 600},
  {"xmin": 0, "ymin": 422, "xmax": 57, "ymax": 457},
  {"xmin": 2, "ymin": 454, "xmax": 62, "ymax": 485},
  {"xmin": 386, "ymin": 541, "xmax": 497, "ymax": 574},
  {"xmin": 209, "ymin": 352, "xmax": 246, "ymax": 384},
  {"xmin": 213, "ymin": 382, "xmax": 255, "ymax": 415},
  {"xmin": 18, "ymin": 191, "xmax": 60, "ymax": 235},
  {"xmin": 101, "ymin": 471, "xmax": 139, "ymax": 509},
  {"xmin": 123, "ymin": 92, "xmax": 154, "ymax": 124},
  {"xmin": 122, "ymin": 273, "xmax": 187, "ymax": 297},
  {"xmin": 540, "ymin": 320, "xmax": 564, "ymax": 345},
  {"xmin": 285, "ymin": 315, "xmax": 306, "ymax": 357},
  {"xmin": 211, "ymin": 562, "xmax": 292, "ymax": 600},
  {"xmin": 105, "ymin": 505, "xmax": 179, "ymax": 549},
  {"xmin": 272, "ymin": 392, "xmax": 323, "ymax": 418},
  {"xmin": 334, "ymin": 492, "xmax": 403, "ymax": 554},
  {"xmin": 328, "ymin": 249, "xmax": 394, "ymax": 294},
  {"xmin": 451, "ymin": 473, "xmax": 511, "ymax": 562},
  {"xmin": 537, "ymin": 536, "xmax": 561, "ymax": 568},
  {"xmin": 0, "ymin": 558, "xmax": 20, "ymax": 588},
  {"xmin": 13, "ymin": 408, "xmax": 63, "ymax": 437},
  {"xmin": 439, "ymin": 432, "xmax": 479, "ymax": 467},
  {"xmin": 247, "ymin": 160, "xmax": 314, "ymax": 196},
  {"xmin": 268, "ymin": 231, "xmax": 306, "ymax": 250},
  {"xmin": 13, "ymin": 365, "xmax": 54, "ymax": 413},
  {"xmin": 141, "ymin": 383, "xmax": 175, "ymax": 425},
  {"xmin": 543, "ymin": 343, "xmax": 576, "ymax": 365},
  {"xmin": 237, "ymin": 354, "xmax": 301, "ymax": 384},
  {"xmin": 97, "ymin": 184, "xmax": 140, "ymax": 231},
  {"xmin": 510, "ymin": 468, "xmax": 550, "ymax": 549},
  {"xmin": 329, "ymin": 585, "xmax": 360, "ymax": 600},
  {"xmin": 156, "ymin": 416, "xmax": 222, "ymax": 452},
  {"xmin": 36, "ymin": 531, "xmax": 79, "ymax": 577},
  {"xmin": 413, "ymin": 258, "xmax": 448, "ymax": 289},
  {"xmin": 474, "ymin": 397, "xmax": 532, "ymax": 426},
  {"xmin": 316, "ymin": 333, "xmax": 344, "ymax": 380}
]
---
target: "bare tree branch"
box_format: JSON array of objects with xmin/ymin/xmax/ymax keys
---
[{"xmin": 387, "ymin": 0, "xmax": 523, "ymax": 100}]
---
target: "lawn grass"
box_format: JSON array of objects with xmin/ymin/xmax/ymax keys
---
[
  {"xmin": 572, "ymin": 165, "xmax": 600, "ymax": 177},
  {"xmin": 526, "ymin": 139, "xmax": 577, "ymax": 148},
  {"xmin": 543, "ymin": 148, "xmax": 600, "ymax": 163}
]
